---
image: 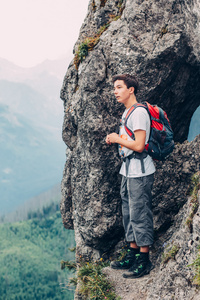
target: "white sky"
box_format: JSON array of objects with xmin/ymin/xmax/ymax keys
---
[{"xmin": 0, "ymin": 0, "xmax": 89, "ymax": 67}]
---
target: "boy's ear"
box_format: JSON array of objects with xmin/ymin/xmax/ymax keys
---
[{"xmin": 129, "ymin": 87, "xmax": 135, "ymax": 94}]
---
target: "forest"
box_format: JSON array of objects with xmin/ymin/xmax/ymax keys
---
[{"xmin": 0, "ymin": 202, "xmax": 75, "ymax": 300}]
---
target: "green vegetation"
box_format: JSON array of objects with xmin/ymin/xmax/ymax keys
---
[
  {"xmin": 0, "ymin": 204, "xmax": 75, "ymax": 300},
  {"xmin": 74, "ymin": 3, "xmax": 124, "ymax": 70},
  {"xmin": 162, "ymin": 244, "xmax": 180, "ymax": 264},
  {"xmin": 117, "ymin": 0, "xmax": 124, "ymax": 14},
  {"xmin": 158, "ymin": 24, "xmax": 168, "ymax": 39},
  {"xmin": 189, "ymin": 245, "xmax": 200, "ymax": 286},
  {"xmin": 78, "ymin": 261, "xmax": 120, "ymax": 300},
  {"xmin": 115, "ymin": 244, "xmax": 130, "ymax": 262},
  {"xmin": 118, "ymin": 0, "xmax": 124, "ymax": 7},
  {"xmin": 74, "ymin": 24, "xmax": 110, "ymax": 70},
  {"xmin": 186, "ymin": 172, "xmax": 200, "ymax": 232},
  {"xmin": 63, "ymin": 259, "xmax": 121, "ymax": 300}
]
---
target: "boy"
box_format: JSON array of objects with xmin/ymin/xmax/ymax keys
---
[{"xmin": 106, "ymin": 74, "xmax": 155, "ymax": 278}]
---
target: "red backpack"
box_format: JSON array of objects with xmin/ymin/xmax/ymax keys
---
[{"xmin": 124, "ymin": 101, "xmax": 174, "ymax": 161}]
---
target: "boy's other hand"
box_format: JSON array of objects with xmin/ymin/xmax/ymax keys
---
[
  {"xmin": 106, "ymin": 133, "xmax": 119, "ymax": 144},
  {"xmin": 106, "ymin": 135, "xmax": 111, "ymax": 145}
]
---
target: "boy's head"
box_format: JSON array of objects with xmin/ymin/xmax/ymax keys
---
[{"xmin": 112, "ymin": 74, "xmax": 139, "ymax": 95}]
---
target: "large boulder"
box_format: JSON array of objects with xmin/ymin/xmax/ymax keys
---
[{"xmin": 60, "ymin": 0, "xmax": 200, "ymax": 260}]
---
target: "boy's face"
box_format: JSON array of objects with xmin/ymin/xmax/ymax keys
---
[{"xmin": 114, "ymin": 80, "xmax": 133, "ymax": 105}]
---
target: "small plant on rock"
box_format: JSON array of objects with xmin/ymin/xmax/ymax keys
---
[
  {"xmin": 74, "ymin": 31, "xmax": 105, "ymax": 70},
  {"xmin": 61, "ymin": 259, "xmax": 76, "ymax": 271},
  {"xmin": 188, "ymin": 245, "xmax": 200, "ymax": 286},
  {"xmin": 61, "ymin": 258, "xmax": 121, "ymax": 300},
  {"xmin": 78, "ymin": 261, "xmax": 120, "ymax": 300},
  {"xmin": 117, "ymin": 0, "xmax": 125, "ymax": 14},
  {"xmin": 186, "ymin": 172, "xmax": 200, "ymax": 232},
  {"xmin": 74, "ymin": 11, "xmax": 123, "ymax": 70},
  {"xmin": 115, "ymin": 243, "xmax": 130, "ymax": 262},
  {"xmin": 162, "ymin": 244, "xmax": 180, "ymax": 264}
]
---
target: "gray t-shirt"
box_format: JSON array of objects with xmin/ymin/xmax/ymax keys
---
[{"xmin": 119, "ymin": 106, "xmax": 156, "ymax": 177}]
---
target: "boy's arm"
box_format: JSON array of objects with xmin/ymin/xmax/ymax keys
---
[{"xmin": 106, "ymin": 130, "xmax": 146, "ymax": 153}]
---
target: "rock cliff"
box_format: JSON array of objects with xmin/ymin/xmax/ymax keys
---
[
  {"xmin": 60, "ymin": 0, "xmax": 200, "ymax": 298},
  {"xmin": 104, "ymin": 179, "xmax": 200, "ymax": 299}
]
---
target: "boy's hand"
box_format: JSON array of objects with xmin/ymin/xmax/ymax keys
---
[
  {"xmin": 106, "ymin": 133, "xmax": 119, "ymax": 144},
  {"xmin": 106, "ymin": 135, "xmax": 111, "ymax": 145}
]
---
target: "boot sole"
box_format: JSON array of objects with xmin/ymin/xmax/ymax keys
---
[{"xmin": 122, "ymin": 264, "xmax": 153, "ymax": 278}]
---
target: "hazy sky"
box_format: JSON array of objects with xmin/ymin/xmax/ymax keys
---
[{"xmin": 0, "ymin": 0, "xmax": 89, "ymax": 67}]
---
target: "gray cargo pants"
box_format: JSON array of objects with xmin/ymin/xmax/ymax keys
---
[{"xmin": 120, "ymin": 174, "xmax": 154, "ymax": 247}]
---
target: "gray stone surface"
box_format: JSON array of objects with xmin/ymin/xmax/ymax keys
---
[
  {"xmin": 60, "ymin": 0, "xmax": 200, "ymax": 298},
  {"xmin": 104, "ymin": 190, "xmax": 200, "ymax": 300}
]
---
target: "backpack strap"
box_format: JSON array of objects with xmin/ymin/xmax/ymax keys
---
[
  {"xmin": 124, "ymin": 103, "xmax": 147, "ymax": 138},
  {"xmin": 123, "ymin": 151, "xmax": 148, "ymax": 176},
  {"xmin": 123, "ymin": 102, "xmax": 148, "ymax": 175}
]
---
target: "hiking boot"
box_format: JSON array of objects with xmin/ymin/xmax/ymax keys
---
[
  {"xmin": 110, "ymin": 248, "xmax": 138, "ymax": 270},
  {"xmin": 122, "ymin": 253, "xmax": 153, "ymax": 278}
]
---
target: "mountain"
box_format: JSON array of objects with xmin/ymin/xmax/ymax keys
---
[
  {"xmin": 188, "ymin": 105, "xmax": 200, "ymax": 142},
  {"xmin": 0, "ymin": 79, "xmax": 62, "ymax": 131},
  {"xmin": 0, "ymin": 56, "xmax": 72, "ymax": 130},
  {"xmin": 0, "ymin": 102, "xmax": 65, "ymax": 215},
  {"xmin": 0, "ymin": 57, "xmax": 70, "ymax": 215},
  {"xmin": 0, "ymin": 56, "xmax": 71, "ymax": 81},
  {"xmin": 1, "ymin": 184, "xmax": 62, "ymax": 224}
]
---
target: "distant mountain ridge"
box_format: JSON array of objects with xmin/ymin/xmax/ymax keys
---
[
  {"xmin": 1, "ymin": 184, "xmax": 61, "ymax": 223},
  {"xmin": 0, "ymin": 56, "xmax": 71, "ymax": 81},
  {"xmin": 0, "ymin": 57, "xmax": 69, "ymax": 215}
]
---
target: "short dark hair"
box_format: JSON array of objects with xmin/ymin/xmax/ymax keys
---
[{"xmin": 112, "ymin": 74, "xmax": 139, "ymax": 95}]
